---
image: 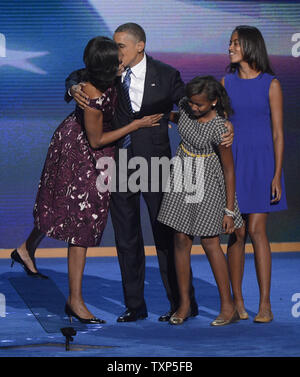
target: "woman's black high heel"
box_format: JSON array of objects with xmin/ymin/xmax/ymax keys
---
[
  {"xmin": 65, "ymin": 303, "xmax": 106, "ymax": 324},
  {"xmin": 10, "ymin": 249, "xmax": 48, "ymax": 279}
]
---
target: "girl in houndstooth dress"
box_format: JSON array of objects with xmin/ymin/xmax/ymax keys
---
[{"xmin": 157, "ymin": 76, "xmax": 244, "ymax": 326}]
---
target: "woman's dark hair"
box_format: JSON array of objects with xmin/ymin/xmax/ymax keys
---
[
  {"xmin": 82, "ymin": 36, "xmax": 119, "ymax": 92},
  {"xmin": 185, "ymin": 76, "xmax": 233, "ymax": 118},
  {"xmin": 228, "ymin": 25, "xmax": 275, "ymax": 75}
]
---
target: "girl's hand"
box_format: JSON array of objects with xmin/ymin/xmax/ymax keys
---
[
  {"xmin": 222, "ymin": 215, "xmax": 235, "ymax": 234},
  {"xmin": 132, "ymin": 114, "xmax": 163, "ymax": 130},
  {"xmin": 271, "ymin": 176, "xmax": 282, "ymax": 203}
]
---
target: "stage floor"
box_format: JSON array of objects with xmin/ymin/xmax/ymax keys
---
[{"xmin": 0, "ymin": 253, "xmax": 299, "ymax": 357}]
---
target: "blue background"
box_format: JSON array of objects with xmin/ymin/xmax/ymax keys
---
[{"xmin": 0, "ymin": 0, "xmax": 299, "ymax": 248}]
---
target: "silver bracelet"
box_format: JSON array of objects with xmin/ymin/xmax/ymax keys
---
[{"xmin": 224, "ymin": 208, "xmax": 235, "ymax": 218}]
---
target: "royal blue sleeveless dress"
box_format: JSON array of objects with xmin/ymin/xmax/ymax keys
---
[{"xmin": 225, "ymin": 71, "xmax": 287, "ymax": 214}]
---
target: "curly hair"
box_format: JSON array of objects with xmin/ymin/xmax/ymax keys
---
[{"xmin": 185, "ymin": 76, "xmax": 233, "ymax": 118}]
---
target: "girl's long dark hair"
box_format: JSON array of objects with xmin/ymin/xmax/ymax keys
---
[
  {"xmin": 81, "ymin": 36, "xmax": 119, "ymax": 92},
  {"xmin": 185, "ymin": 75, "xmax": 233, "ymax": 119},
  {"xmin": 227, "ymin": 25, "xmax": 275, "ymax": 75}
]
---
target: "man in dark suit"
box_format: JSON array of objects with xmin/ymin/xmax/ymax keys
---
[{"xmin": 65, "ymin": 23, "xmax": 232, "ymax": 322}]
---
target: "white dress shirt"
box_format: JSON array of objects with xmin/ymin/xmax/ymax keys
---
[{"xmin": 122, "ymin": 53, "xmax": 146, "ymax": 113}]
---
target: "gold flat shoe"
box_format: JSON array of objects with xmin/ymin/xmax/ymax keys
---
[
  {"xmin": 254, "ymin": 312, "xmax": 273, "ymax": 323},
  {"xmin": 169, "ymin": 310, "xmax": 190, "ymax": 326},
  {"xmin": 238, "ymin": 310, "xmax": 249, "ymax": 320},
  {"xmin": 210, "ymin": 310, "xmax": 240, "ymax": 327}
]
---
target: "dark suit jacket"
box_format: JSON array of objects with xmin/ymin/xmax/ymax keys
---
[{"xmin": 65, "ymin": 55, "xmax": 185, "ymax": 160}]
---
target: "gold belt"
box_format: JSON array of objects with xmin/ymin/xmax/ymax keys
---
[{"xmin": 180, "ymin": 144, "xmax": 215, "ymax": 158}]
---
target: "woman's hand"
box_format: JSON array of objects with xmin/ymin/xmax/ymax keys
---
[
  {"xmin": 70, "ymin": 83, "xmax": 90, "ymax": 109},
  {"xmin": 222, "ymin": 215, "xmax": 235, "ymax": 234},
  {"xmin": 117, "ymin": 62, "xmax": 125, "ymax": 77},
  {"xmin": 132, "ymin": 114, "xmax": 163, "ymax": 130},
  {"xmin": 271, "ymin": 175, "xmax": 282, "ymax": 203},
  {"xmin": 221, "ymin": 120, "xmax": 234, "ymax": 148}
]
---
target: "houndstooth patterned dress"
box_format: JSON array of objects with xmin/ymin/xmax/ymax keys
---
[{"xmin": 157, "ymin": 98, "xmax": 243, "ymax": 237}]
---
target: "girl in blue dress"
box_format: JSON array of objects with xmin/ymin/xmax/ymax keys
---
[{"xmin": 222, "ymin": 25, "xmax": 288, "ymax": 323}]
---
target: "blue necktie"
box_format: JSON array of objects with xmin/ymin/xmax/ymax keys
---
[{"xmin": 122, "ymin": 68, "xmax": 132, "ymax": 148}]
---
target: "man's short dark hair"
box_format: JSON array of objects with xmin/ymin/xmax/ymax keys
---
[{"xmin": 115, "ymin": 23, "xmax": 146, "ymax": 44}]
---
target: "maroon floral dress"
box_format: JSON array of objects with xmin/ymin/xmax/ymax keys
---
[{"xmin": 33, "ymin": 86, "xmax": 117, "ymax": 247}]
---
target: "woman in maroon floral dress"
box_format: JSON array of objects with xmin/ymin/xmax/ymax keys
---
[{"xmin": 10, "ymin": 36, "xmax": 162, "ymax": 323}]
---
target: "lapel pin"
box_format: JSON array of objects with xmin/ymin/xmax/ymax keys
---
[{"xmin": 151, "ymin": 83, "xmax": 156, "ymax": 87}]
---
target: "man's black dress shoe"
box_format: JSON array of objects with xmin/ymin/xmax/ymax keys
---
[
  {"xmin": 158, "ymin": 301, "xmax": 199, "ymax": 322},
  {"xmin": 158, "ymin": 310, "xmax": 174, "ymax": 322},
  {"xmin": 117, "ymin": 308, "xmax": 148, "ymax": 323}
]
